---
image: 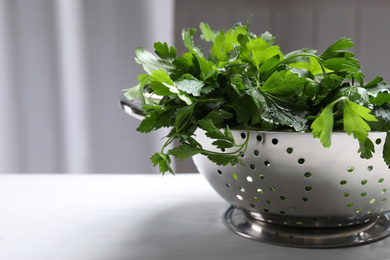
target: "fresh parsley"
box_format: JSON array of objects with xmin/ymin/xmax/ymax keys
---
[{"xmin": 124, "ymin": 21, "xmax": 390, "ymax": 174}]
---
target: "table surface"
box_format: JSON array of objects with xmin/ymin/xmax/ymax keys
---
[{"xmin": 1, "ymin": 174, "xmax": 390, "ymax": 260}]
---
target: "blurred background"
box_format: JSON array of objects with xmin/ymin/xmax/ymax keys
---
[{"xmin": 1, "ymin": 0, "xmax": 389, "ymax": 173}]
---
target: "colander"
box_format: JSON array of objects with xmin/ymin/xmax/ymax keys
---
[{"xmin": 120, "ymin": 99, "xmax": 390, "ymax": 248}]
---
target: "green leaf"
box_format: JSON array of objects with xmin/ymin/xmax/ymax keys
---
[
  {"xmin": 320, "ymin": 38, "xmax": 355, "ymax": 60},
  {"xmin": 154, "ymin": 42, "xmax": 177, "ymax": 60},
  {"xmin": 265, "ymin": 96, "xmax": 308, "ymax": 131},
  {"xmin": 199, "ymin": 22, "xmax": 216, "ymax": 42},
  {"xmin": 322, "ymin": 58, "xmax": 360, "ymax": 73},
  {"xmin": 150, "ymin": 70, "xmax": 193, "ymax": 105},
  {"xmin": 336, "ymin": 86, "xmax": 370, "ymax": 106},
  {"xmin": 175, "ymin": 75, "xmax": 205, "ymax": 97},
  {"xmin": 168, "ymin": 144, "xmax": 202, "ymax": 161},
  {"xmin": 196, "ymin": 55, "xmax": 217, "ymax": 80},
  {"xmin": 149, "ymin": 70, "xmax": 176, "ymax": 96},
  {"xmin": 311, "ymin": 101, "xmax": 337, "ymax": 147},
  {"xmin": 124, "ymin": 83, "xmax": 142, "ymax": 100},
  {"xmin": 206, "ymin": 153, "xmax": 237, "ymax": 166},
  {"xmin": 383, "ymin": 132, "xmax": 390, "ymax": 165},
  {"xmin": 236, "ymin": 94, "xmax": 259, "ymax": 124},
  {"xmin": 212, "ymin": 139, "xmax": 235, "ymax": 149},
  {"xmin": 373, "ymin": 91, "xmax": 390, "ymax": 106},
  {"xmin": 364, "ymin": 76, "xmax": 384, "ymax": 89},
  {"xmin": 358, "ymin": 137, "xmax": 375, "ymax": 159},
  {"xmin": 260, "ymin": 31, "xmax": 275, "ymax": 45},
  {"xmin": 204, "ymin": 109, "xmax": 234, "ymax": 124},
  {"xmin": 135, "ymin": 47, "xmax": 175, "ymax": 74},
  {"xmin": 150, "ymin": 152, "xmax": 174, "ymax": 175},
  {"xmin": 289, "ymin": 57, "xmax": 329, "ymax": 76},
  {"xmin": 374, "ymin": 106, "xmax": 390, "ymax": 124},
  {"xmin": 199, "ymin": 119, "xmax": 235, "ymax": 143},
  {"xmin": 174, "ymin": 104, "xmax": 194, "ymax": 131},
  {"xmin": 261, "ymin": 71, "xmax": 308, "ymax": 96},
  {"xmin": 182, "ymin": 28, "xmax": 197, "ymax": 49},
  {"xmin": 246, "ymin": 37, "xmax": 282, "ymax": 67},
  {"xmin": 343, "ymin": 99, "xmax": 377, "ymax": 143}
]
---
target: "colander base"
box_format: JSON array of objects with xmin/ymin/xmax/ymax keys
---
[{"xmin": 223, "ymin": 206, "xmax": 390, "ymax": 248}]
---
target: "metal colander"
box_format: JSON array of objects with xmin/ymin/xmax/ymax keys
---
[
  {"xmin": 120, "ymin": 99, "xmax": 390, "ymax": 247},
  {"xmin": 192, "ymin": 129, "xmax": 390, "ymax": 247}
]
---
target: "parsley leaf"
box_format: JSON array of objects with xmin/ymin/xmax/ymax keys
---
[
  {"xmin": 343, "ymin": 98, "xmax": 377, "ymax": 143},
  {"xmin": 126, "ymin": 21, "xmax": 389, "ymax": 174}
]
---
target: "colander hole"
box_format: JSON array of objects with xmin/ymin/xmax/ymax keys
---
[
  {"xmin": 370, "ymin": 199, "xmax": 376, "ymax": 204},
  {"xmin": 240, "ymin": 153, "xmax": 245, "ymax": 158},
  {"xmin": 379, "ymin": 178, "xmax": 384, "ymax": 183},
  {"xmin": 254, "ymin": 150, "xmax": 260, "ymax": 156},
  {"xmin": 266, "ymin": 200, "xmax": 273, "ymax": 204},
  {"xmin": 361, "ymin": 192, "xmax": 367, "ymax": 197},
  {"xmin": 217, "ymin": 170, "xmax": 222, "ymax": 175},
  {"xmin": 347, "ymin": 166, "xmax": 354, "ymax": 172},
  {"xmin": 264, "ymin": 161, "xmax": 270, "ymax": 166},
  {"xmin": 259, "ymin": 174, "xmax": 266, "ymax": 180},
  {"xmin": 239, "ymin": 187, "xmax": 245, "ymax": 192},
  {"xmin": 236, "ymin": 195, "xmax": 243, "ymax": 200},
  {"xmin": 272, "ymin": 138, "xmax": 278, "ymax": 145},
  {"xmin": 347, "ymin": 203, "xmax": 354, "ymax": 207},
  {"xmin": 269, "ymin": 186, "xmax": 276, "ymax": 191},
  {"xmin": 376, "ymin": 138, "xmax": 382, "ymax": 144},
  {"xmin": 302, "ymin": 197, "xmax": 308, "ymax": 202},
  {"xmin": 257, "ymin": 189, "xmax": 263, "ymax": 194},
  {"xmin": 361, "ymin": 180, "xmax": 368, "ymax": 185},
  {"xmin": 240, "ymin": 133, "xmax": 246, "ymax": 139},
  {"xmin": 232, "ymin": 174, "xmax": 238, "ymax": 180},
  {"xmin": 246, "ymin": 176, "xmax": 253, "ymax": 182},
  {"xmin": 343, "ymin": 193, "xmax": 349, "ymax": 197},
  {"xmin": 280, "ymin": 211, "xmax": 286, "ymax": 215},
  {"xmin": 291, "ymin": 207, "xmax": 297, "ymax": 211},
  {"xmin": 226, "ymin": 183, "xmax": 231, "ymax": 187},
  {"xmin": 356, "ymin": 208, "xmax": 362, "ymax": 213},
  {"xmin": 305, "ymin": 186, "xmax": 312, "ymax": 191},
  {"xmin": 296, "ymin": 222, "xmax": 303, "ymax": 225},
  {"xmin": 221, "ymin": 148, "xmax": 226, "ymax": 152},
  {"xmin": 381, "ymin": 198, "xmax": 387, "ymax": 203},
  {"xmin": 250, "ymin": 164, "xmax": 256, "ymax": 170},
  {"xmin": 340, "ymin": 180, "xmax": 347, "ymax": 185},
  {"xmin": 304, "ymin": 172, "xmax": 312, "ymax": 178},
  {"xmin": 264, "ymin": 209, "xmax": 269, "ymax": 212},
  {"xmin": 286, "ymin": 147, "xmax": 293, "ymax": 154},
  {"xmin": 312, "ymin": 218, "xmax": 318, "ymax": 221},
  {"xmin": 368, "ymin": 209, "xmax": 372, "ymax": 213},
  {"xmin": 382, "ymin": 189, "xmax": 387, "ymax": 194},
  {"xmin": 298, "ymin": 158, "xmax": 305, "ymax": 164},
  {"xmin": 280, "ymin": 196, "xmax": 286, "ymax": 200},
  {"xmin": 250, "ymin": 204, "xmax": 255, "ymax": 208},
  {"xmin": 367, "ymin": 165, "xmax": 373, "ymax": 171},
  {"xmin": 254, "ymin": 197, "xmax": 259, "ymax": 201},
  {"xmin": 257, "ymin": 135, "xmax": 263, "ymax": 142},
  {"xmin": 325, "ymin": 217, "xmax": 332, "ymax": 220}
]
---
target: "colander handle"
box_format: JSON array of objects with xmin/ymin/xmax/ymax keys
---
[{"xmin": 119, "ymin": 99, "xmax": 145, "ymax": 121}]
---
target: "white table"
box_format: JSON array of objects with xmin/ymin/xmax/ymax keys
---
[{"xmin": 1, "ymin": 174, "xmax": 390, "ymax": 260}]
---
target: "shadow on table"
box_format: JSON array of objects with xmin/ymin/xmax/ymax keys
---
[{"xmin": 123, "ymin": 198, "xmax": 390, "ymax": 260}]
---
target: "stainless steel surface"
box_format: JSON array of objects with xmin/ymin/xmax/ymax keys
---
[
  {"xmin": 223, "ymin": 206, "xmax": 390, "ymax": 248},
  {"xmin": 120, "ymin": 99, "xmax": 390, "ymax": 246},
  {"xmin": 193, "ymin": 129, "xmax": 390, "ymax": 246},
  {"xmin": 119, "ymin": 99, "xmax": 145, "ymax": 121}
]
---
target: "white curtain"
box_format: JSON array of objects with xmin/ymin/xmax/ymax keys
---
[{"xmin": 0, "ymin": 0, "xmax": 175, "ymax": 173}]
